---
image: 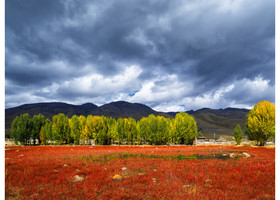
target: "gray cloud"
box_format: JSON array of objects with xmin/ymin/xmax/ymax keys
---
[{"xmin": 5, "ymin": 0, "xmax": 275, "ymax": 111}]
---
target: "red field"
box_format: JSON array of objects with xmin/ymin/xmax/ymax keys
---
[{"xmin": 5, "ymin": 145, "xmax": 274, "ymax": 199}]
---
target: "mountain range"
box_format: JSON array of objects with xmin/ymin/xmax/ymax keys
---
[{"xmin": 5, "ymin": 101, "xmax": 249, "ymax": 137}]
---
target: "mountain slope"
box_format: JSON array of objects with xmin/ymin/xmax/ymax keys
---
[
  {"xmin": 5, "ymin": 102, "xmax": 249, "ymax": 137},
  {"xmin": 191, "ymin": 108, "xmax": 249, "ymax": 135},
  {"xmin": 167, "ymin": 108, "xmax": 249, "ymax": 135},
  {"xmin": 5, "ymin": 102, "xmax": 98, "ymax": 130},
  {"xmin": 94, "ymin": 101, "xmax": 158, "ymax": 119},
  {"xmin": 5, "ymin": 101, "xmax": 172, "ymax": 133}
]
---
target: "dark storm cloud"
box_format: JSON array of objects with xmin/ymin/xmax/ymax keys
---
[{"xmin": 5, "ymin": 0, "xmax": 275, "ymax": 110}]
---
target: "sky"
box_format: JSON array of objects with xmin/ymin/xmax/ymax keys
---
[{"xmin": 5, "ymin": 0, "xmax": 275, "ymax": 112}]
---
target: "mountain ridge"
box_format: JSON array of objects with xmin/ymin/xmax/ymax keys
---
[{"xmin": 5, "ymin": 101, "xmax": 250, "ymax": 137}]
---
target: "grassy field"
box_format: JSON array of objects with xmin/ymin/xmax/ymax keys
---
[{"xmin": 5, "ymin": 145, "xmax": 274, "ymax": 199}]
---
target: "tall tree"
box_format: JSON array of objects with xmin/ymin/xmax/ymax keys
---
[
  {"xmin": 108, "ymin": 117, "xmax": 118, "ymax": 144},
  {"xmin": 11, "ymin": 116, "xmax": 20, "ymax": 145},
  {"xmin": 11, "ymin": 113, "xmax": 32, "ymax": 145},
  {"xmin": 39, "ymin": 126, "xmax": 46, "ymax": 145},
  {"xmin": 147, "ymin": 114, "xmax": 157, "ymax": 145},
  {"xmin": 246, "ymin": 100, "xmax": 275, "ymax": 146},
  {"xmin": 32, "ymin": 114, "xmax": 46, "ymax": 145},
  {"xmin": 137, "ymin": 117, "xmax": 150, "ymax": 145},
  {"xmin": 128, "ymin": 117, "xmax": 137, "ymax": 145},
  {"xmin": 92, "ymin": 116, "xmax": 103, "ymax": 144},
  {"xmin": 69, "ymin": 115, "xmax": 80, "ymax": 145},
  {"xmin": 169, "ymin": 118, "xmax": 176, "ymax": 144},
  {"xmin": 44, "ymin": 119, "xmax": 53, "ymax": 144},
  {"xmin": 156, "ymin": 116, "xmax": 169, "ymax": 145},
  {"xmin": 123, "ymin": 118, "xmax": 130, "ymax": 144},
  {"xmin": 117, "ymin": 118, "xmax": 124, "ymax": 145},
  {"xmin": 52, "ymin": 113, "xmax": 70, "ymax": 144},
  {"xmin": 98, "ymin": 116, "xmax": 110, "ymax": 145},
  {"xmin": 79, "ymin": 115, "xmax": 87, "ymax": 145},
  {"xmin": 174, "ymin": 112, "xmax": 197, "ymax": 145},
  {"xmin": 85, "ymin": 115, "xmax": 94, "ymax": 145}
]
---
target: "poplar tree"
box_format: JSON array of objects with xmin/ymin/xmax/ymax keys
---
[
  {"xmin": 92, "ymin": 116, "xmax": 103, "ymax": 144},
  {"xmin": 128, "ymin": 117, "xmax": 137, "ymax": 145},
  {"xmin": 123, "ymin": 118, "xmax": 130, "ymax": 144},
  {"xmin": 44, "ymin": 119, "xmax": 53, "ymax": 144},
  {"xmin": 52, "ymin": 113, "xmax": 70, "ymax": 144},
  {"xmin": 157, "ymin": 116, "xmax": 169, "ymax": 145},
  {"xmin": 11, "ymin": 113, "xmax": 32, "ymax": 145},
  {"xmin": 246, "ymin": 100, "xmax": 275, "ymax": 146},
  {"xmin": 11, "ymin": 116, "xmax": 20, "ymax": 145},
  {"xmin": 174, "ymin": 112, "xmax": 197, "ymax": 145},
  {"xmin": 79, "ymin": 115, "xmax": 86, "ymax": 145},
  {"xmin": 69, "ymin": 115, "xmax": 80, "ymax": 144},
  {"xmin": 116, "ymin": 118, "xmax": 124, "ymax": 144},
  {"xmin": 108, "ymin": 117, "xmax": 118, "ymax": 144},
  {"xmin": 85, "ymin": 115, "xmax": 94, "ymax": 145},
  {"xmin": 32, "ymin": 114, "xmax": 45, "ymax": 145},
  {"xmin": 147, "ymin": 114, "xmax": 157, "ymax": 145},
  {"xmin": 39, "ymin": 126, "xmax": 46, "ymax": 145},
  {"xmin": 138, "ymin": 117, "xmax": 149, "ymax": 144}
]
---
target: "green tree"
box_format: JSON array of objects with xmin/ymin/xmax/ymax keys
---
[
  {"xmin": 174, "ymin": 112, "xmax": 197, "ymax": 145},
  {"xmin": 233, "ymin": 124, "xmax": 243, "ymax": 145},
  {"xmin": 123, "ymin": 118, "xmax": 130, "ymax": 144},
  {"xmin": 32, "ymin": 114, "xmax": 45, "ymax": 145},
  {"xmin": 85, "ymin": 115, "xmax": 94, "ymax": 145},
  {"xmin": 44, "ymin": 119, "xmax": 53, "ymax": 144},
  {"xmin": 79, "ymin": 115, "xmax": 87, "ymax": 145},
  {"xmin": 108, "ymin": 117, "xmax": 118, "ymax": 144},
  {"xmin": 11, "ymin": 116, "xmax": 20, "ymax": 145},
  {"xmin": 128, "ymin": 117, "xmax": 137, "ymax": 145},
  {"xmin": 169, "ymin": 118, "xmax": 176, "ymax": 144},
  {"xmin": 11, "ymin": 113, "xmax": 32, "ymax": 145},
  {"xmin": 98, "ymin": 116, "xmax": 110, "ymax": 145},
  {"xmin": 197, "ymin": 131, "xmax": 203, "ymax": 138},
  {"xmin": 52, "ymin": 113, "xmax": 70, "ymax": 144},
  {"xmin": 92, "ymin": 116, "xmax": 103, "ymax": 144},
  {"xmin": 69, "ymin": 115, "xmax": 80, "ymax": 145},
  {"xmin": 246, "ymin": 100, "xmax": 275, "ymax": 146},
  {"xmin": 147, "ymin": 114, "xmax": 157, "ymax": 145},
  {"xmin": 39, "ymin": 126, "xmax": 46, "ymax": 145},
  {"xmin": 138, "ymin": 117, "xmax": 149, "ymax": 144},
  {"xmin": 117, "ymin": 118, "xmax": 124, "ymax": 145},
  {"xmin": 156, "ymin": 116, "xmax": 169, "ymax": 145}
]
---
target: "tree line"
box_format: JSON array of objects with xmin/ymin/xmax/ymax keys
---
[{"xmin": 11, "ymin": 112, "xmax": 198, "ymax": 146}]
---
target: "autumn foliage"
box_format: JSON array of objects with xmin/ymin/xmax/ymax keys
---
[
  {"xmin": 246, "ymin": 100, "xmax": 275, "ymax": 146},
  {"xmin": 11, "ymin": 112, "xmax": 197, "ymax": 146}
]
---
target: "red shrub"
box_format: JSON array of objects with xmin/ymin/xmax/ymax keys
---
[{"xmin": 5, "ymin": 145, "xmax": 275, "ymax": 199}]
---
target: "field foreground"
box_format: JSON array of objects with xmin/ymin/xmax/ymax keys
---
[{"xmin": 5, "ymin": 145, "xmax": 274, "ymax": 199}]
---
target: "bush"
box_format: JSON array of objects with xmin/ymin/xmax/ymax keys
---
[{"xmin": 233, "ymin": 124, "xmax": 243, "ymax": 145}]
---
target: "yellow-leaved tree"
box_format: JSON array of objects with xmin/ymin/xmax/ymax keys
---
[{"xmin": 246, "ymin": 100, "xmax": 275, "ymax": 146}]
